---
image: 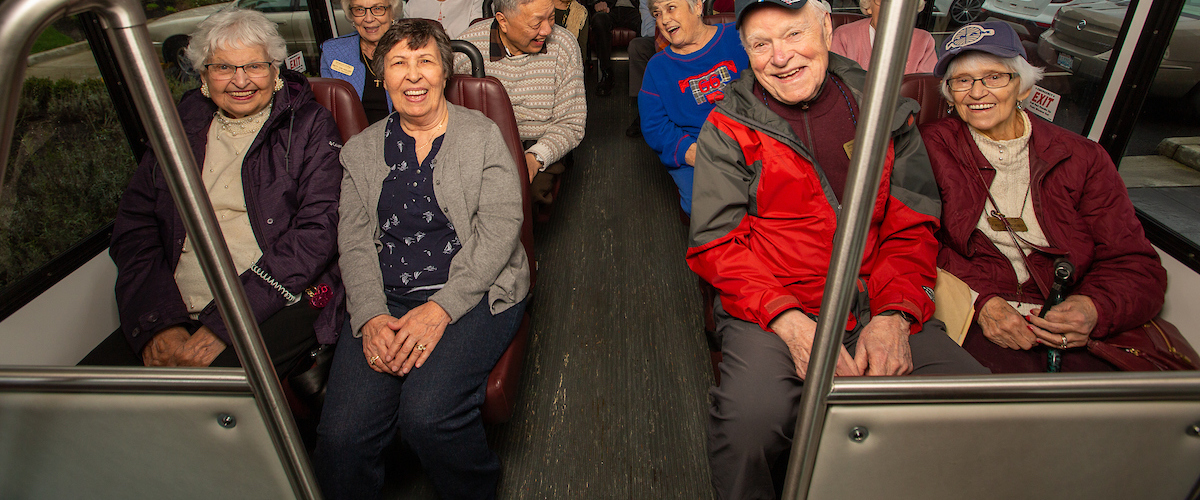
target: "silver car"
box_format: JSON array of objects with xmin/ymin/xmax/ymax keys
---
[
  {"xmin": 1037, "ymin": 0, "xmax": 1200, "ymax": 102},
  {"xmin": 981, "ymin": 0, "xmax": 1099, "ymax": 41},
  {"xmin": 146, "ymin": 0, "xmax": 353, "ymax": 70}
]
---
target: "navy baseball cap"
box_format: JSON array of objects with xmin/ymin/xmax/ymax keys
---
[
  {"xmin": 934, "ymin": 21, "xmax": 1027, "ymax": 77},
  {"xmin": 735, "ymin": 0, "xmax": 809, "ymax": 27}
]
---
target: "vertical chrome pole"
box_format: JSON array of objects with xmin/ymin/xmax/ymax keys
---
[{"xmin": 780, "ymin": 1, "xmax": 921, "ymax": 498}]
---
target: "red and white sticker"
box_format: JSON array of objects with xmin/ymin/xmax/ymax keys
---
[
  {"xmin": 1025, "ymin": 85, "xmax": 1060, "ymax": 122},
  {"xmin": 286, "ymin": 51, "xmax": 306, "ymax": 73}
]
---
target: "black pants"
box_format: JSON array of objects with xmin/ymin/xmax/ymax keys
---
[
  {"xmin": 80, "ymin": 302, "xmax": 320, "ymax": 378},
  {"xmin": 591, "ymin": 5, "xmax": 640, "ymax": 73}
]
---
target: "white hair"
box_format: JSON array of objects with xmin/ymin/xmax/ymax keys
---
[
  {"xmin": 938, "ymin": 51, "xmax": 1044, "ymax": 101},
  {"xmin": 339, "ymin": 0, "xmax": 404, "ymax": 22},
  {"xmin": 646, "ymin": 0, "xmax": 704, "ymax": 16},
  {"xmin": 185, "ymin": 8, "xmax": 287, "ymax": 71}
]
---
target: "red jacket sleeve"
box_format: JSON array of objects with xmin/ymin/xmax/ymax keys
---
[{"xmin": 686, "ymin": 118, "xmax": 801, "ymax": 331}]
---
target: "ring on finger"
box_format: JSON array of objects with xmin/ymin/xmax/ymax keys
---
[
  {"xmin": 416, "ymin": 344, "xmax": 427, "ymax": 352},
  {"xmin": 369, "ymin": 354, "xmax": 381, "ymax": 366},
  {"xmin": 1060, "ymin": 334, "xmax": 1068, "ymax": 349}
]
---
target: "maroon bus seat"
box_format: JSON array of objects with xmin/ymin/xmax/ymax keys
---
[
  {"xmin": 447, "ymin": 67, "xmax": 537, "ymax": 425},
  {"xmin": 830, "ymin": 12, "xmax": 867, "ymax": 31},
  {"xmin": 308, "ymin": 77, "xmax": 369, "ymax": 142},
  {"xmin": 900, "ymin": 73, "xmax": 949, "ymax": 126}
]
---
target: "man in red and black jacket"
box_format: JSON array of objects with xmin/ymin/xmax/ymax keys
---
[{"xmin": 687, "ymin": 0, "xmax": 987, "ymax": 497}]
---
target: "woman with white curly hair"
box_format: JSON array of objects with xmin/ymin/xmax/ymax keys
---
[{"xmin": 109, "ymin": 7, "xmax": 344, "ymax": 376}]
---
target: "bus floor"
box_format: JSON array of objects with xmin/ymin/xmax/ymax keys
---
[{"xmin": 380, "ymin": 60, "xmax": 718, "ymax": 499}]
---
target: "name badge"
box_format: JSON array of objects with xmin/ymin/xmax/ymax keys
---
[
  {"xmin": 843, "ymin": 139, "xmax": 854, "ymax": 159},
  {"xmin": 331, "ymin": 60, "xmax": 354, "ymax": 76}
]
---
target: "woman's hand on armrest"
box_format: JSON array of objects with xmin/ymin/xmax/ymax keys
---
[
  {"xmin": 386, "ymin": 301, "xmax": 451, "ymax": 376},
  {"xmin": 1028, "ymin": 295, "xmax": 1098, "ymax": 349},
  {"xmin": 979, "ymin": 296, "xmax": 1037, "ymax": 350}
]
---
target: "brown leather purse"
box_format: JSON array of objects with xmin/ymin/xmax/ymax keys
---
[{"xmin": 1087, "ymin": 318, "xmax": 1200, "ymax": 371}]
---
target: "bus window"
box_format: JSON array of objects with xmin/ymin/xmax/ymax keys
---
[
  {"xmin": 1, "ymin": 18, "xmax": 136, "ymax": 292},
  {"xmin": 1119, "ymin": 0, "xmax": 1200, "ymax": 251}
]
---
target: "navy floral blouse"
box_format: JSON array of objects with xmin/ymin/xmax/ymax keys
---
[{"xmin": 377, "ymin": 116, "xmax": 461, "ymax": 293}]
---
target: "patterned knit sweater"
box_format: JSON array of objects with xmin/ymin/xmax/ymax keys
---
[{"xmin": 454, "ymin": 20, "xmax": 587, "ymax": 166}]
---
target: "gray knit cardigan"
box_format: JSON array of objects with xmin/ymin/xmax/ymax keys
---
[{"xmin": 338, "ymin": 103, "xmax": 530, "ymax": 335}]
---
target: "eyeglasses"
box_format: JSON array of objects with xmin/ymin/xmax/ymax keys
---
[
  {"xmin": 946, "ymin": 72, "xmax": 1015, "ymax": 92},
  {"xmin": 349, "ymin": 5, "xmax": 390, "ymax": 17},
  {"xmin": 204, "ymin": 61, "xmax": 273, "ymax": 80}
]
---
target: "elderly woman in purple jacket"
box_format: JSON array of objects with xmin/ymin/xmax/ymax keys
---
[
  {"xmin": 109, "ymin": 8, "xmax": 343, "ymax": 376},
  {"xmin": 920, "ymin": 22, "xmax": 1167, "ymax": 372}
]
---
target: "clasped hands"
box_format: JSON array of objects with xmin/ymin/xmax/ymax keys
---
[
  {"xmin": 142, "ymin": 325, "xmax": 227, "ymax": 367},
  {"xmin": 768, "ymin": 309, "xmax": 913, "ymax": 380},
  {"xmin": 362, "ymin": 301, "xmax": 451, "ymax": 376},
  {"xmin": 978, "ymin": 295, "xmax": 1098, "ymax": 351}
]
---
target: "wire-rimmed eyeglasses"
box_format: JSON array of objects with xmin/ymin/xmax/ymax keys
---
[
  {"xmin": 946, "ymin": 72, "xmax": 1015, "ymax": 92},
  {"xmin": 203, "ymin": 61, "xmax": 273, "ymax": 80}
]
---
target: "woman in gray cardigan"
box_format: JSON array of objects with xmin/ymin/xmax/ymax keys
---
[{"xmin": 312, "ymin": 20, "xmax": 529, "ymax": 500}]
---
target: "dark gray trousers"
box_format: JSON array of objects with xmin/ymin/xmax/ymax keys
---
[{"xmin": 707, "ymin": 295, "xmax": 988, "ymax": 499}]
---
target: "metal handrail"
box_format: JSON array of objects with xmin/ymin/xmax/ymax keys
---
[
  {"xmin": 0, "ymin": 367, "xmax": 254, "ymax": 394},
  {"xmin": 829, "ymin": 371, "xmax": 1200, "ymax": 404},
  {"xmin": 0, "ymin": 0, "xmax": 320, "ymax": 498},
  {"xmin": 780, "ymin": 0, "xmax": 926, "ymax": 498}
]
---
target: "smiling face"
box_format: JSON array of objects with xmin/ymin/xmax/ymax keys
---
[
  {"xmin": 202, "ymin": 44, "xmax": 277, "ymax": 118},
  {"xmin": 496, "ymin": 0, "xmax": 555, "ymax": 55},
  {"xmin": 653, "ymin": 0, "xmax": 706, "ymax": 51},
  {"xmin": 383, "ymin": 38, "xmax": 448, "ymax": 126},
  {"xmin": 946, "ymin": 53, "xmax": 1030, "ymax": 141},
  {"xmin": 350, "ymin": 0, "xmax": 394, "ymax": 45},
  {"xmin": 741, "ymin": 3, "xmax": 832, "ymax": 105}
]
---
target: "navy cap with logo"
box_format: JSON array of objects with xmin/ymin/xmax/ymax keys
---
[
  {"xmin": 934, "ymin": 21, "xmax": 1027, "ymax": 77},
  {"xmin": 734, "ymin": 0, "xmax": 809, "ymax": 26}
]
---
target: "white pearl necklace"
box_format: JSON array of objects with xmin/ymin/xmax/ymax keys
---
[{"xmin": 213, "ymin": 102, "xmax": 272, "ymax": 139}]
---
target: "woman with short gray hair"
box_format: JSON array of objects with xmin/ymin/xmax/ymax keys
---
[
  {"xmin": 110, "ymin": 8, "xmax": 344, "ymax": 379},
  {"xmin": 921, "ymin": 22, "xmax": 1168, "ymax": 372},
  {"xmin": 320, "ymin": 0, "xmax": 403, "ymax": 123}
]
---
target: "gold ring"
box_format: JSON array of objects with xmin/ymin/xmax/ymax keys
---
[
  {"xmin": 416, "ymin": 344, "xmax": 427, "ymax": 352},
  {"xmin": 1060, "ymin": 335, "xmax": 1068, "ymax": 349},
  {"xmin": 369, "ymin": 355, "xmax": 381, "ymax": 365}
]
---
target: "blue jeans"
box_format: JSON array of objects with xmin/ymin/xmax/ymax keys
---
[{"xmin": 313, "ymin": 290, "xmax": 526, "ymax": 500}]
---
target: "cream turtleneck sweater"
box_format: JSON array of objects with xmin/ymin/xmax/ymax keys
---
[
  {"xmin": 174, "ymin": 105, "xmax": 270, "ymax": 315},
  {"xmin": 967, "ymin": 111, "xmax": 1050, "ymax": 314}
]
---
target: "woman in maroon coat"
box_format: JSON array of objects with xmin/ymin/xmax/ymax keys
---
[
  {"xmin": 110, "ymin": 8, "xmax": 343, "ymax": 376},
  {"xmin": 920, "ymin": 22, "xmax": 1167, "ymax": 373}
]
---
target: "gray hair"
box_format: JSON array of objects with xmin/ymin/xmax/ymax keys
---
[
  {"xmin": 646, "ymin": 0, "xmax": 703, "ymax": 15},
  {"xmin": 185, "ymin": 8, "xmax": 287, "ymax": 72},
  {"xmin": 938, "ymin": 51, "xmax": 1044, "ymax": 101},
  {"xmin": 339, "ymin": 0, "xmax": 404, "ymax": 22},
  {"xmin": 495, "ymin": 0, "xmax": 540, "ymax": 16}
]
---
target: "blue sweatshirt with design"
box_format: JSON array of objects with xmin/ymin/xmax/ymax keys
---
[{"xmin": 639, "ymin": 23, "xmax": 749, "ymax": 214}]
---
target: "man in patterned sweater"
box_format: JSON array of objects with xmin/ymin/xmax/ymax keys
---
[{"xmin": 455, "ymin": 0, "xmax": 587, "ymax": 206}]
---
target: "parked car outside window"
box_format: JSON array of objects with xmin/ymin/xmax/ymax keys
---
[
  {"xmin": 981, "ymin": 0, "xmax": 1099, "ymax": 41},
  {"xmin": 1037, "ymin": 0, "xmax": 1200, "ymax": 109}
]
